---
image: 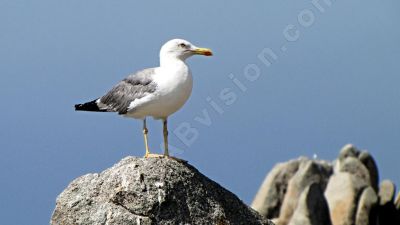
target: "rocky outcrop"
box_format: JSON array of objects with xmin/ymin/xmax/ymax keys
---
[
  {"xmin": 377, "ymin": 180, "xmax": 400, "ymax": 225},
  {"xmin": 251, "ymin": 158, "xmax": 307, "ymax": 219},
  {"xmin": 51, "ymin": 157, "xmax": 274, "ymax": 225},
  {"xmin": 355, "ymin": 187, "xmax": 378, "ymax": 225},
  {"xmin": 278, "ymin": 160, "xmax": 332, "ymax": 225},
  {"xmin": 379, "ymin": 180, "xmax": 396, "ymax": 205},
  {"xmin": 288, "ymin": 183, "xmax": 332, "ymax": 225},
  {"xmin": 325, "ymin": 172, "xmax": 368, "ymax": 225},
  {"xmin": 252, "ymin": 144, "xmax": 400, "ymax": 225},
  {"xmin": 358, "ymin": 151, "xmax": 379, "ymax": 192}
]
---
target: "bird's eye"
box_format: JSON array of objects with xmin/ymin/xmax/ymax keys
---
[{"xmin": 178, "ymin": 43, "xmax": 187, "ymax": 48}]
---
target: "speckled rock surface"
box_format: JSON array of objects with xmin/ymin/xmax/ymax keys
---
[{"xmin": 51, "ymin": 156, "xmax": 274, "ymax": 225}]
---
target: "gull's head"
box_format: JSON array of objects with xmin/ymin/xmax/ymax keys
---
[{"xmin": 160, "ymin": 39, "xmax": 212, "ymax": 62}]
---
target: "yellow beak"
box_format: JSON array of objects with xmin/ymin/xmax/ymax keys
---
[{"xmin": 192, "ymin": 47, "xmax": 213, "ymax": 56}]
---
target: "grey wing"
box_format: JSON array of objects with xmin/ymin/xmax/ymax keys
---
[{"xmin": 99, "ymin": 68, "xmax": 157, "ymax": 114}]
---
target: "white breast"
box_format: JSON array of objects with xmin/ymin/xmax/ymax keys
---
[{"xmin": 126, "ymin": 62, "xmax": 193, "ymax": 119}]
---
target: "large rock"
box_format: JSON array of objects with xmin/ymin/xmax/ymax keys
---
[
  {"xmin": 358, "ymin": 151, "xmax": 379, "ymax": 192},
  {"xmin": 337, "ymin": 145, "xmax": 379, "ymax": 192},
  {"xmin": 339, "ymin": 157, "xmax": 371, "ymax": 185},
  {"xmin": 334, "ymin": 144, "xmax": 360, "ymax": 174},
  {"xmin": 325, "ymin": 172, "xmax": 368, "ymax": 225},
  {"xmin": 288, "ymin": 183, "xmax": 332, "ymax": 225},
  {"xmin": 278, "ymin": 160, "xmax": 332, "ymax": 225},
  {"xmin": 252, "ymin": 144, "xmax": 400, "ymax": 225},
  {"xmin": 355, "ymin": 186, "xmax": 378, "ymax": 225},
  {"xmin": 377, "ymin": 180, "xmax": 400, "ymax": 225},
  {"xmin": 378, "ymin": 180, "xmax": 396, "ymax": 205},
  {"xmin": 338, "ymin": 144, "xmax": 360, "ymax": 161},
  {"xmin": 251, "ymin": 158, "xmax": 307, "ymax": 219},
  {"xmin": 51, "ymin": 157, "xmax": 274, "ymax": 225}
]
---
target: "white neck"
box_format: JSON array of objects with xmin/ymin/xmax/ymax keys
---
[{"xmin": 160, "ymin": 54, "xmax": 189, "ymax": 68}]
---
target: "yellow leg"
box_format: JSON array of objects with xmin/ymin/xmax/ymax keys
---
[
  {"xmin": 163, "ymin": 119, "xmax": 169, "ymax": 157},
  {"xmin": 143, "ymin": 118, "xmax": 164, "ymax": 158},
  {"xmin": 143, "ymin": 119, "xmax": 150, "ymax": 158},
  {"xmin": 162, "ymin": 120, "xmax": 187, "ymax": 163}
]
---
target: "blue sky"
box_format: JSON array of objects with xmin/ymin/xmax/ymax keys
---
[{"xmin": 1, "ymin": 1, "xmax": 399, "ymax": 224}]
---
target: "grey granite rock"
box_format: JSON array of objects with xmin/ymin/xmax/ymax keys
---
[
  {"xmin": 51, "ymin": 157, "xmax": 274, "ymax": 225},
  {"xmin": 278, "ymin": 160, "xmax": 332, "ymax": 225},
  {"xmin": 358, "ymin": 151, "xmax": 379, "ymax": 192},
  {"xmin": 336, "ymin": 146, "xmax": 378, "ymax": 191},
  {"xmin": 339, "ymin": 157, "xmax": 371, "ymax": 185},
  {"xmin": 338, "ymin": 144, "xmax": 360, "ymax": 161},
  {"xmin": 252, "ymin": 144, "xmax": 400, "ymax": 225},
  {"xmin": 288, "ymin": 183, "xmax": 332, "ymax": 225},
  {"xmin": 251, "ymin": 158, "xmax": 307, "ymax": 219},
  {"xmin": 334, "ymin": 144, "xmax": 360, "ymax": 174},
  {"xmin": 379, "ymin": 180, "xmax": 396, "ymax": 205},
  {"xmin": 377, "ymin": 180, "xmax": 400, "ymax": 225},
  {"xmin": 325, "ymin": 172, "xmax": 368, "ymax": 225},
  {"xmin": 355, "ymin": 186, "xmax": 378, "ymax": 225}
]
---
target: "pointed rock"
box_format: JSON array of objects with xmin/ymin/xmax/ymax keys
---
[
  {"xmin": 339, "ymin": 157, "xmax": 371, "ymax": 185},
  {"xmin": 325, "ymin": 172, "xmax": 368, "ymax": 225},
  {"xmin": 338, "ymin": 144, "xmax": 360, "ymax": 161},
  {"xmin": 379, "ymin": 180, "xmax": 396, "ymax": 205},
  {"xmin": 251, "ymin": 158, "xmax": 307, "ymax": 218},
  {"xmin": 355, "ymin": 186, "xmax": 378, "ymax": 225},
  {"xmin": 358, "ymin": 151, "xmax": 379, "ymax": 192},
  {"xmin": 335, "ymin": 144, "xmax": 361, "ymax": 174},
  {"xmin": 377, "ymin": 180, "xmax": 400, "ymax": 224},
  {"xmin": 278, "ymin": 160, "xmax": 332, "ymax": 225},
  {"xmin": 288, "ymin": 183, "xmax": 332, "ymax": 225}
]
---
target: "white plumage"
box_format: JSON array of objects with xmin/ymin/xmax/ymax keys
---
[
  {"xmin": 126, "ymin": 56, "xmax": 193, "ymax": 120},
  {"xmin": 75, "ymin": 39, "xmax": 212, "ymax": 158}
]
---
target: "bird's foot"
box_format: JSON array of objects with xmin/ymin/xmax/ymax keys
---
[
  {"xmin": 144, "ymin": 153, "xmax": 165, "ymax": 158},
  {"xmin": 144, "ymin": 153, "xmax": 187, "ymax": 163}
]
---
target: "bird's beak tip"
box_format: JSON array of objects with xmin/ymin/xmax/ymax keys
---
[{"xmin": 193, "ymin": 48, "xmax": 213, "ymax": 56}]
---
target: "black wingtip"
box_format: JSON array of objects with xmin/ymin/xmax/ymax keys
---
[
  {"xmin": 74, "ymin": 103, "xmax": 84, "ymax": 111},
  {"xmin": 74, "ymin": 99, "xmax": 105, "ymax": 112}
]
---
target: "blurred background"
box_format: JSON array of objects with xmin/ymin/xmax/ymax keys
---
[{"xmin": 1, "ymin": 0, "xmax": 399, "ymax": 224}]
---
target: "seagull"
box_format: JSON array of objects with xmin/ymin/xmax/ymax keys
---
[{"xmin": 75, "ymin": 39, "xmax": 212, "ymax": 159}]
